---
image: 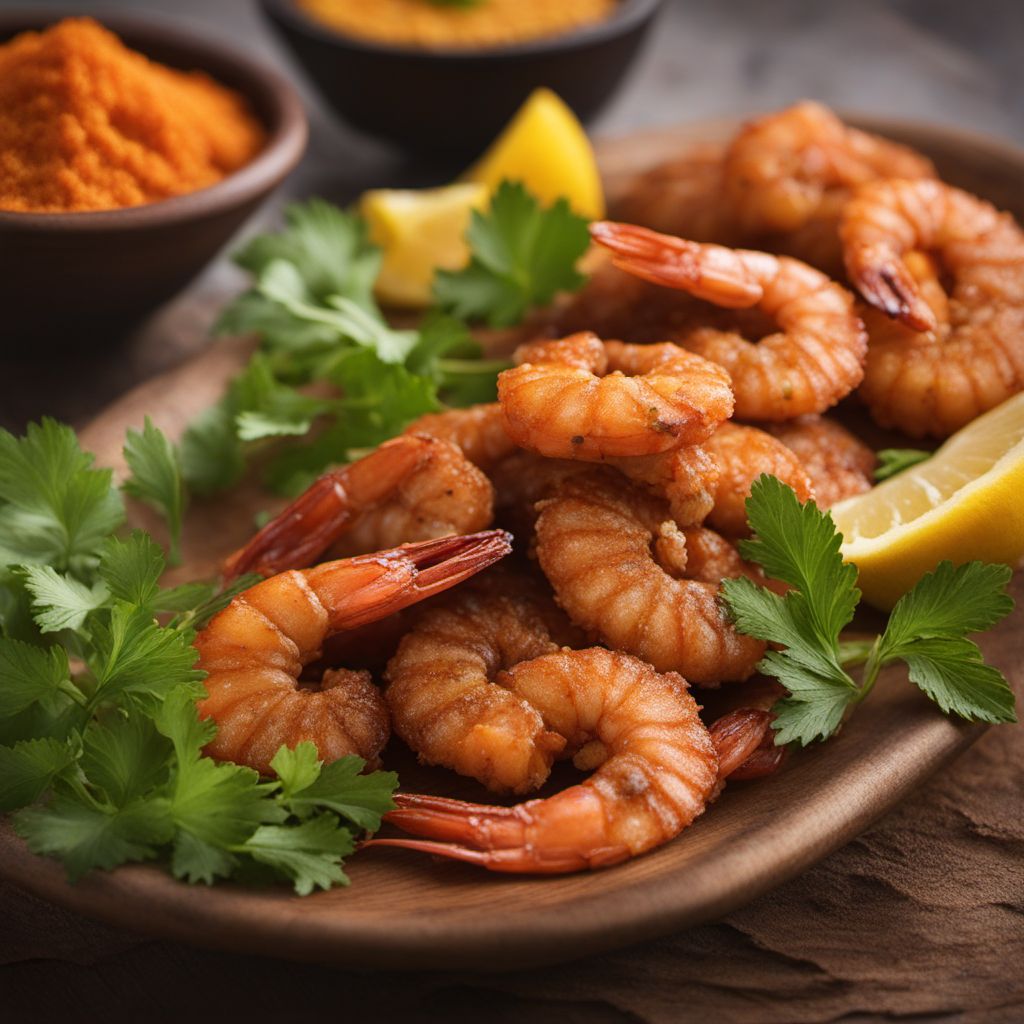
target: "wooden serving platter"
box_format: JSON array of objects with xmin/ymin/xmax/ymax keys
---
[{"xmin": 1, "ymin": 118, "xmax": 1023, "ymax": 971}]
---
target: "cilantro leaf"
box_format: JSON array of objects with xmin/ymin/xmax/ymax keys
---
[
  {"xmin": 739, "ymin": 475, "xmax": 860, "ymax": 646},
  {"xmin": 241, "ymin": 815, "xmax": 354, "ymax": 895},
  {"xmin": 901, "ymin": 636, "xmax": 1017, "ymax": 724},
  {"xmin": 434, "ymin": 180, "xmax": 590, "ymax": 327},
  {"xmin": 81, "ymin": 714, "xmax": 172, "ymax": 806},
  {"xmin": 270, "ymin": 742, "xmax": 322, "ymax": 802},
  {"xmin": 97, "ymin": 531, "xmax": 164, "ymax": 608},
  {"xmin": 271, "ymin": 746, "xmax": 397, "ymax": 831},
  {"xmin": 880, "ymin": 560, "xmax": 1014, "ymax": 655},
  {"xmin": 122, "ymin": 419, "xmax": 186, "ymax": 565},
  {"xmin": 18, "ymin": 565, "xmax": 107, "ymax": 634},
  {"xmin": 154, "ymin": 689, "xmax": 280, "ymax": 884},
  {"xmin": 0, "ymin": 737, "xmax": 77, "ymax": 811},
  {"xmin": 180, "ymin": 403, "xmax": 246, "ymax": 497},
  {"xmin": 875, "ymin": 448, "xmax": 930, "ymax": 482},
  {"xmin": 0, "ymin": 638, "xmax": 72, "ymax": 718},
  {"xmin": 0, "ymin": 419, "xmax": 124, "ymax": 573},
  {"xmin": 87, "ymin": 604, "xmax": 203, "ymax": 707},
  {"xmin": 234, "ymin": 199, "xmax": 381, "ymax": 314},
  {"xmin": 15, "ymin": 795, "xmax": 173, "ymax": 881}
]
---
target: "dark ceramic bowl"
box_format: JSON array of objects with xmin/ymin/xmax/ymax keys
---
[
  {"xmin": 260, "ymin": 0, "xmax": 663, "ymax": 157},
  {"xmin": 0, "ymin": 11, "xmax": 307, "ymax": 350}
]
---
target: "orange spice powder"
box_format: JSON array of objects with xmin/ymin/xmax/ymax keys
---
[
  {"xmin": 0, "ymin": 18, "xmax": 266, "ymax": 213},
  {"xmin": 297, "ymin": 0, "xmax": 617, "ymax": 50}
]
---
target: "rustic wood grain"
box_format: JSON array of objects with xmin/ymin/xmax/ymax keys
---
[{"xmin": 1, "ymin": 121, "xmax": 1023, "ymax": 982}]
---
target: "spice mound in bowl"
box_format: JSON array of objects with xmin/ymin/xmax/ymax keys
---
[
  {"xmin": 0, "ymin": 17, "xmax": 266, "ymax": 214},
  {"xmin": 0, "ymin": 11, "xmax": 305, "ymax": 347},
  {"xmin": 296, "ymin": 0, "xmax": 618, "ymax": 50}
]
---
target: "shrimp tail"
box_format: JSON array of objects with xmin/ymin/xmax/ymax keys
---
[
  {"xmin": 370, "ymin": 793, "xmax": 629, "ymax": 874},
  {"xmin": 392, "ymin": 531, "xmax": 514, "ymax": 601},
  {"xmin": 224, "ymin": 435, "xmax": 434, "ymax": 580},
  {"xmin": 848, "ymin": 247, "xmax": 937, "ymax": 333},
  {"xmin": 309, "ymin": 531, "xmax": 513, "ymax": 630},
  {"xmin": 590, "ymin": 221, "xmax": 763, "ymax": 308}
]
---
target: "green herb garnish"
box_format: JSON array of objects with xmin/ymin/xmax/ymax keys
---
[
  {"xmin": 721, "ymin": 476, "xmax": 1016, "ymax": 746},
  {"xmin": 434, "ymin": 180, "xmax": 591, "ymax": 327},
  {"xmin": 874, "ymin": 448, "xmax": 931, "ymax": 482},
  {"xmin": 0, "ymin": 419, "xmax": 397, "ymax": 893}
]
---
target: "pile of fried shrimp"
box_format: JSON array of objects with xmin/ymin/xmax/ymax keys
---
[{"xmin": 191, "ymin": 102, "xmax": 1024, "ymax": 875}]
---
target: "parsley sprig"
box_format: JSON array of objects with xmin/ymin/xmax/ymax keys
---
[
  {"xmin": 0, "ymin": 419, "xmax": 397, "ymax": 892},
  {"xmin": 184, "ymin": 185, "xmax": 587, "ymax": 497},
  {"xmin": 722, "ymin": 476, "xmax": 1017, "ymax": 746}
]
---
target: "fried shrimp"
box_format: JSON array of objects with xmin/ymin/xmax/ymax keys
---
[
  {"xmin": 612, "ymin": 144, "xmax": 738, "ymax": 243},
  {"xmin": 703, "ymin": 422, "xmax": 813, "ymax": 536},
  {"xmin": 385, "ymin": 589, "xmax": 568, "ymax": 795},
  {"xmin": 840, "ymin": 178, "xmax": 1024, "ymax": 436},
  {"xmin": 766, "ymin": 415, "xmax": 876, "ymax": 507},
  {"xmin": 403, "ymin": 403, "xmax": 516, "ymax": 471},
  {"xmin": 224, "ymin": 434, "xmax": 494, "ymax": 579},
  {"xmin": 610, "ymin": 446, "xmax": 720, "ymax": 528},
  {"xmin": 195, "ymin": 531, "xmax": 512, "ymax": 775},
  {"xmin": 498, "ymin": 332, "xmax": 734, "ymax": 459},
  {"xmin": 371, "ymin": 648, "xmax": 719, "ymax": 873},
  {"xmin": 722, "ymin": 101, "xmax": 934, "ymax": 241},
  {"xmin": 591, "ymin": 221, "xmax": 867, "ymax": 421},
  {"xmin": 534, "ymin": 473, "xmax": 765, "ymax": 684}
]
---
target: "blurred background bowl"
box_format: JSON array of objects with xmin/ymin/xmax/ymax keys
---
[
  {"xmin": 0, "ymin": 11, "xmax": 307, "ymax": 351},
  {"xmin": 260, "ymin": 0, "xmax": 663, "ymax": 158}
]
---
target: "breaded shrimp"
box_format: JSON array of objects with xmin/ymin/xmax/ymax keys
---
[
  {"xmin": 196, "ymin": 531, "xmax": 512, "ymax": 775},
  {"xmin": 403, "ymin": 403, "xmax": 516, "ymax": 472},
  {"xmin": 371, "ymin": 648, "xmax": 719, "ymax": 873},
  {"xmin": 703, "ymin": 422, "xmax": 813, "ymax": 536},
  {"xmin": 841, "ymin": 178, "xmax": 1024, "ymax": 436},
  {"xmin": 766, "ymin": 415, "xmax": 876, "ymax": 508},
  {"xmin": 722, "ymin": 100, "xmax": 935, "ymax": 272},
  {"xmin": 384, "ymin": 588, "xmax": 568, "ymax": 795},
  {"xmin": 534, "ymin": 472, "xmax": 765, "ymax": 685},
  {"xmin": 498, "ymin": 332, "xmax": 734, "ymax": 459},
  {"xmin": 225, "ymin": 434, "xmax": 494, "ymax": 579},
  {"xmin": 591, "ymin": 221, "xmax": 867, "ymax": 421}
]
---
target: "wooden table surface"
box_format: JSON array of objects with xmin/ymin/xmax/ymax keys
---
[{"xmin": 3, "ymin": 1, "xmax": 1023, "ymax": 1020}]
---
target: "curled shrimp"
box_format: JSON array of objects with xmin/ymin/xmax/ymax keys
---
[
  {"xmin": 703, "ymin": 422, "xmax": 813, "ymax": 536},
  {"xmin": 384, "ymin": 588, "xmax": 569, "ymax": 795},
  {"xmin": 403, "ymin": 403, "xmax": 516, "ymax": 472},
  {"xmin": 841, "ymin": 178, "xmax": 1024, "ymax": 436},
  {"xmin": 722, "ymin": 101, "xmax": 935, "ymax": 239},
  {"xmin": 195, "ymin": 531, "xmax": 512, "ymax": 775},
  {"xmin": 498, "ymin": 332, "xmax": 734, "ymax": 459},
  {"xmin": 591, "ymin": 221, "xmax": 867, "ymax": 421},
  {"xmin": 224, "ymin": 434, "xmax": 494, "ymax": 580},
  {"xmin": 371, "ymin": 648, "xmax": 719, "ymax": 873},
  {"xmin": 534, "ymin": 472, "xmax": 765, "ymax": 685},
  {"xmin": 766, "ymin": 415, "xmax": 876, "ymax": 508},
  {"xmin": 613, "ymin": 144, "xmax": 740, "ymax": 244}
]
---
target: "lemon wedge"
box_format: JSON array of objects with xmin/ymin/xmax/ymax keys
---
[
  {"xmin": 831, "ymin": 393, "xmax": 1024, "ymax": 609},
  {"xmin": 360, "ymin": 182, "xmax": 488, "ymax": 308},
  {"xmin": 464, "ymin": 87, "xmax": 605, "ymax": 220}
]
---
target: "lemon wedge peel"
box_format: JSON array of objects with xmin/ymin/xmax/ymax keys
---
[
  {"xmin": 464, "ymin": 87, "xmax": 605, "ymax": 220},
  {"xmin": 361, "ymin": 183, "xmax": 488, "ymax": 308},
  {"xmin": 832, "ymin": 392, "xmax": 1024, "ymax": 609}
]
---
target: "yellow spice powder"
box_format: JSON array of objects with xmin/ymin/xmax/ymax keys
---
[
  {"xmin": 0, "ymin": 18, "xmax": 266, "ymax": 213},
  {"xmin": 297, "ymin": 0, "xmax": 618, "ymax": 50}
]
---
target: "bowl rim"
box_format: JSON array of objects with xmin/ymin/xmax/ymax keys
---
[
  {"xmin": 0, "ymin": 8, "xmax": 308, "ymax": 231},
  {"xmin": 261, "ymin": 0, "xmax": 665, "ymax": 62}
]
